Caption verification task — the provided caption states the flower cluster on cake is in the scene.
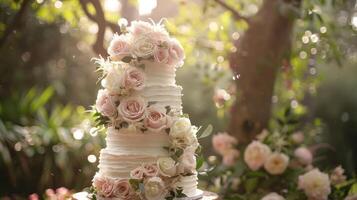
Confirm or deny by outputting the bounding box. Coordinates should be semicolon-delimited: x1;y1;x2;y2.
89;20;207;200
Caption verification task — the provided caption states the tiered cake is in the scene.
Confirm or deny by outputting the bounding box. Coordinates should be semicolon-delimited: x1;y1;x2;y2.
91;20;203;200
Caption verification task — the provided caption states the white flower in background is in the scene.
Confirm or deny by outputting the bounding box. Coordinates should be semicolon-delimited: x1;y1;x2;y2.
291;131;305;144
212;132;237;155
294;147;313;166
298;169;331;200
345;195;357;200
145;106;170;132
101;63;125;94
330;165;346;185
178;147;197;174
264;152;289;175
118;96;147;122
157;157;177;177
261;192;285;200
122;66;145;91
95;89;118;118
244;141;271;171
144;177;167;200
107;34;131;61
170;117;192;138
131;35;156;58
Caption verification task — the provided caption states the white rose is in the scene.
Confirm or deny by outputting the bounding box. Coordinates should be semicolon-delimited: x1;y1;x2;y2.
298;169;331;200
131;35;156;58
157;157;177;177
170;118;192;138
178;147;197;174
244;141;271;171
264;152;289;175
261;192;285;200
144;177;167;200
101;63;125;94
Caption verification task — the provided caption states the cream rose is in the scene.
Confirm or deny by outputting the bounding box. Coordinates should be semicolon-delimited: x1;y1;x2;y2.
261;192;285;200
95;89;118;118
107;34;131;61
244;141;271;171
142;163;159;177
118;96;147;122
157;157;177;177
113;179;134;199
123;66;145;90
212;132;237;156
170;117;192;138
101;63;125;94
264;152;289;175
129;21;153;36
144;177;167;200
145;106;170;132
298;169;331;200
93;175;115;198
132;35;156;58
294;147;313;166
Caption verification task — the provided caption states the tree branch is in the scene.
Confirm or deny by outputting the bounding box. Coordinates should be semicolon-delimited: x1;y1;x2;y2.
213;0;249;22
79;0;121;56
0;0;33;48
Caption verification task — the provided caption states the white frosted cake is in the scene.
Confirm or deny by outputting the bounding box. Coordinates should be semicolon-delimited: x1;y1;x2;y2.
90;20;203;200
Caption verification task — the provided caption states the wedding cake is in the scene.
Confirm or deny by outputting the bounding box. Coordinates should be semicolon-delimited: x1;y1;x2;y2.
90;20;203;200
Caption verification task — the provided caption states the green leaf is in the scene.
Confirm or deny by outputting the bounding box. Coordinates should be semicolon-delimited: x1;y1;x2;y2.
197;124;213;139
129;179;141;191
122;56;133;63
244;177;259;193
196;155;204;170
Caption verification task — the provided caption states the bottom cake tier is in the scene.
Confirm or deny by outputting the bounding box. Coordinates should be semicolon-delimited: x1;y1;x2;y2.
93;127;201;199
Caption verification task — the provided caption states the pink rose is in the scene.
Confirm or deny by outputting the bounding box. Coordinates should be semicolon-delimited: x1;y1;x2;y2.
93;176;115;198
113;179;135;199
145;106;170;132
142;163;159;177
130;166;144;179
298;169;331;200
178;147;197;174
29;194;39;200
96;89;118;118
294;147;313;166
212;132;237;156
244;141;271;171
223;149;240;166
108;34;131;61
118;96;147;122
123;66;145;90
153;47;170;64
129;21;153;36
167;38;185;66
330;165;346;185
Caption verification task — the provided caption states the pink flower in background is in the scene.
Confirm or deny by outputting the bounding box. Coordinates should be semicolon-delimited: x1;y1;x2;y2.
244;141;271;171
291;131;305;144
223;149;240;166
298;169;331;200
142;163;159;177
28;193;39;200
261;192;285;200
294;147;313;165
168;38;185;66
108;34;131;61
114;179;135;199
212;132;237;156
44;187;71;200
93;176;115;198
96;89;118;118
145;106;170;132
153;47;170;64
330;165;346;185
123;66;145;90
264;152;289;175
130;166;144;179
213;88;231;108
118;96;147;122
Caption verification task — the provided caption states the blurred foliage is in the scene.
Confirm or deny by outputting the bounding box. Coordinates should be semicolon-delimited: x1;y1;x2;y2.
0;87;105;196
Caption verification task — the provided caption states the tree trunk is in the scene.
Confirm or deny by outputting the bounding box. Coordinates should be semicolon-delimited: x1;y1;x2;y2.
229;0;299;143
